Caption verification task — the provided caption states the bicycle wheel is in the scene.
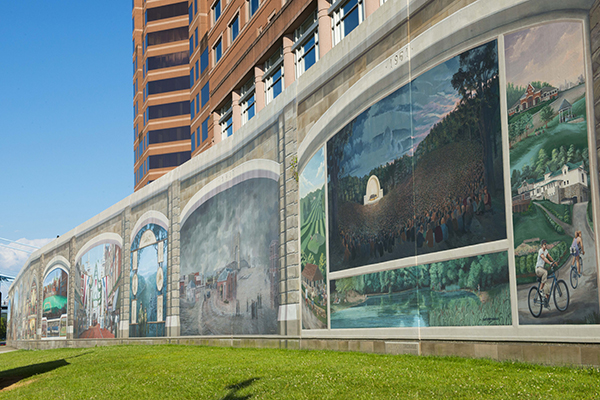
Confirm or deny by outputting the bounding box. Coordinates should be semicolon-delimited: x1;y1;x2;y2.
528;286;543;317
570;267;578;289
554;280;569;312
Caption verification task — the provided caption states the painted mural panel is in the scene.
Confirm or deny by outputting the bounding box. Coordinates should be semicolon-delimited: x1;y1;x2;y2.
24;277;37;339
300;147;328;329
180;177;279;336
42;267;68;338
74;243;122;338
330;252;511;328
130;224;168;337
506;21;599;325
327;41;506;272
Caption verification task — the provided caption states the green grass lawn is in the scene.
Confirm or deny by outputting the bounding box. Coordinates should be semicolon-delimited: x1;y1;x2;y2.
1;345;600;399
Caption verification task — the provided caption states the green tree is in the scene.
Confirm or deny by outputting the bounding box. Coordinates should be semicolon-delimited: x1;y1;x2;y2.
567;144;575;163
451;41;500;192
535;148;549;177
540;105;553;128
318;253;327;279
559;146;567;166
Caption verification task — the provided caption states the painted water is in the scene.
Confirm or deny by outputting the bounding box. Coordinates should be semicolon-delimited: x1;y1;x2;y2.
330;288;483;329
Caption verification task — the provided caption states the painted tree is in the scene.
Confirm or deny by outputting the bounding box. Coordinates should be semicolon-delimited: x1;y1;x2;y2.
567;144;576;163
540;105;553;128
451;41;501;192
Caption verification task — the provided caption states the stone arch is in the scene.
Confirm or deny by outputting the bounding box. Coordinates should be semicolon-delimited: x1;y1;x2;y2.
179;159;280;227
75;232;123;265
130;210;169;244
43;255;71;278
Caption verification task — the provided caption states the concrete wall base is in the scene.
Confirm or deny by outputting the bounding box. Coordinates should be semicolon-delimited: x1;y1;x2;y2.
7;337;600;367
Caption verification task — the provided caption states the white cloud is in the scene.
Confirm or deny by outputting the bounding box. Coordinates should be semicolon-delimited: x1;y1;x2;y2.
0;238;53;303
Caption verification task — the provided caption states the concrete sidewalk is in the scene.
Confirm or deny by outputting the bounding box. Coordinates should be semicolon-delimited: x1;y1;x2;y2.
0;346;17;354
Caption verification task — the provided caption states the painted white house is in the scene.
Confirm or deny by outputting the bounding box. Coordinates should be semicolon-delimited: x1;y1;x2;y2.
517;162;588;204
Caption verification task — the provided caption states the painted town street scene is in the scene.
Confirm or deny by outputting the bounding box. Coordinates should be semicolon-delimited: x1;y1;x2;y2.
300;147;328;329
180;177;279;336
74;243;122;338
506;21;599;324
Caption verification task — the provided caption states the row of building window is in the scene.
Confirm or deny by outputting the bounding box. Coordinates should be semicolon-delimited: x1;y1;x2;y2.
212;0;259;25
147;76;189;96
145;26;188;50
149;151;191;169
191;118;210;152
148;51;188;71
145;1;187;23
148;100;190;120
149;126;190;144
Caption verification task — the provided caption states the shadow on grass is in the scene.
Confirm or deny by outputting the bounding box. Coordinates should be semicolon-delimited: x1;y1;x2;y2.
220;377;260;400
0;352;91;390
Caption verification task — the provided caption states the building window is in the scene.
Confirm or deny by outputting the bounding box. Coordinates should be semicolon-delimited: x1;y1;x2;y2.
240;78;256;125
190;65;195;86
201;82;210;108
214;39;222;64
196;93;199;114
213;0;221;24
191;99;195;119
195;28;198;49
200;48;209;73
189;3;193;23
230;14;239;43
294;12;319;78
332;0;364;45
195;60;199;81
147;51;189;70
191;127;196;151
249;0;260;18
264;47;283;104
202;117;209;142
220;100;233;140
189;35;194;56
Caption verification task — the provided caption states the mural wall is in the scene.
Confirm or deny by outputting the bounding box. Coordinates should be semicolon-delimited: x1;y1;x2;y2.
180;176;280;336
130;224;168;337
42;266;68;338
506;21;599;325
6;5;600;350
74;243;122;339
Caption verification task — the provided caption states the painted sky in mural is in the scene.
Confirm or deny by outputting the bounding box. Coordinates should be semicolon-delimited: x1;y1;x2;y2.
180;177;279;336
505;22;584;89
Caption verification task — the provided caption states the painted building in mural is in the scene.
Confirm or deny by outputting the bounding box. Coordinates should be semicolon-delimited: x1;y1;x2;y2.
6;0;600;363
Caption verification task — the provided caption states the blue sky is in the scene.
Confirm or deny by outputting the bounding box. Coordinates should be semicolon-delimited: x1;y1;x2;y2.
0;1;133;297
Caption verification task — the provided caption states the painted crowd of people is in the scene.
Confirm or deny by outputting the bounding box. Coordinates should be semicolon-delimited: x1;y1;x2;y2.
337;158;494;266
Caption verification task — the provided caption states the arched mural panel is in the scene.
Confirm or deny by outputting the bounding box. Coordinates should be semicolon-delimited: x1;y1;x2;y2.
180;174;280;336
42;266;69;338
129;223;168;338
74;241;122;338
